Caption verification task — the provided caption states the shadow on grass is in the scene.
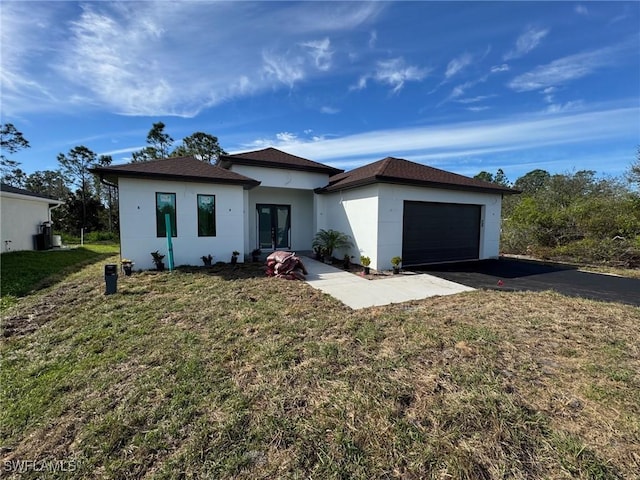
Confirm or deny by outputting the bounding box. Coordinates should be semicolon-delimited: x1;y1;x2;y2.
1;246;119;305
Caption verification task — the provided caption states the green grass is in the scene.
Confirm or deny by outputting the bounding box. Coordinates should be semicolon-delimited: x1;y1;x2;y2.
0;244;119;308
1;261;638;479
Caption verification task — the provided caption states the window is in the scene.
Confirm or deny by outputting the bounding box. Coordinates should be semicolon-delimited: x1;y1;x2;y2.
197;194;216;236
156;192;177;237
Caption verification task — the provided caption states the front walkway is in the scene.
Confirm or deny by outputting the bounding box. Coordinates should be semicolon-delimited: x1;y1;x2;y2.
303;256;474;309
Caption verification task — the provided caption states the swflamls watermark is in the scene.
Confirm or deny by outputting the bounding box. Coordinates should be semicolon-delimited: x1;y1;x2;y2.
2;459;79;473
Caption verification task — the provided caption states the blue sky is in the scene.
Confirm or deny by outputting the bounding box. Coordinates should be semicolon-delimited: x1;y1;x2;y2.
2;1;639;182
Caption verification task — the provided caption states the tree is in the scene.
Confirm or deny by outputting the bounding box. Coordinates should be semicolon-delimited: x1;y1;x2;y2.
57;146;98;229
0;123;30;180
628;146;640;188
94;155;118;232
172;132;227;164
474;169;510;187
513;169;551;195
131;122;174;162
2;168;27;188
24;170;70;199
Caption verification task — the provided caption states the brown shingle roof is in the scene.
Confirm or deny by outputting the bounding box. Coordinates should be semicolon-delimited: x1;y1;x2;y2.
220;147;343;175
89;156;260;189
0;182;64;202
317;157;519;194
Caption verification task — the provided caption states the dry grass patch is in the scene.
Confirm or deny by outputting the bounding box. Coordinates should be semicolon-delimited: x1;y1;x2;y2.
1;256;638;479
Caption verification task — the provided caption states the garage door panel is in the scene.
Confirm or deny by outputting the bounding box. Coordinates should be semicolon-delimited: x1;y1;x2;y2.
402;201;481;265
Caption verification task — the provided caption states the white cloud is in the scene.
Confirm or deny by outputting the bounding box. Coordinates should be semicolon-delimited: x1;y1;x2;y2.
258;107;637;169
262;51;305;87
374;58;430;93
508;43;628;92
321;106;340;114
504;27;549;61
1;2;382;117
276;132;298;143
467;106;490;112
300;38;333;71
456;95;496;104
575;5;589;16
369;30;377;49
445;53;473;78
490;64;510;73
544;100;584;114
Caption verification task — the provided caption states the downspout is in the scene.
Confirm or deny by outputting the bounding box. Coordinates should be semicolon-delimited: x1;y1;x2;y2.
48;202;62;223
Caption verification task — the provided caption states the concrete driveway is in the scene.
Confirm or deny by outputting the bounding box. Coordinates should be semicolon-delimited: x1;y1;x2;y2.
414;257;640;307
303;257;474;309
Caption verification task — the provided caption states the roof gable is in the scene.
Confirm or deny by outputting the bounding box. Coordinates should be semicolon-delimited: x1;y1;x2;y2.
220;147;343;176
89;156;260;188
319;157;518;194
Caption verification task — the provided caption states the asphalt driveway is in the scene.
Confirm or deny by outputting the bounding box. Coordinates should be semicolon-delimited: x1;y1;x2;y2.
413;257;640;307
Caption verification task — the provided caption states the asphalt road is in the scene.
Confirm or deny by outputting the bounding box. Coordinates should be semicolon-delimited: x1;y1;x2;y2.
413;257;640;307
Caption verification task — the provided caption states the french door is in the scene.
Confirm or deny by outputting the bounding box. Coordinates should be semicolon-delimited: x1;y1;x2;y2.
257;204;291;250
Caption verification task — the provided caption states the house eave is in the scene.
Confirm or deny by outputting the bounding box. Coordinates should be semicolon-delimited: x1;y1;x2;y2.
89;169;261;190
316;176;520;195
220;156;343;176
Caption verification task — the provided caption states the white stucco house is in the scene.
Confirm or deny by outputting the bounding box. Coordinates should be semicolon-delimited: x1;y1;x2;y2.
91;148;516;271
0;183;64;252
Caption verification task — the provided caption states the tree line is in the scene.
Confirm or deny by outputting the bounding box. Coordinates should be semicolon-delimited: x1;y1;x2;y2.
0;122;225;239
475;158;640;267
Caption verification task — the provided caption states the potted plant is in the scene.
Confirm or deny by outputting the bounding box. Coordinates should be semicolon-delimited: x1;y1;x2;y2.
251;248;261;262
201;254;213;266
391;256;402;274
360;255;371;275
121;258;134;276
312;229;353;264
151;250;165;271
230;250;240;265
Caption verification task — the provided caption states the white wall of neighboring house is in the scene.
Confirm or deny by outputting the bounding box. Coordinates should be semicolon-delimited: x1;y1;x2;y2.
0;193;57;252
376;184;502;268
118;177;246;270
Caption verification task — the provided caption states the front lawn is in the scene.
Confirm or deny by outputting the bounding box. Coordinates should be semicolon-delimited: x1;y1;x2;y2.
1;258;638;479
0;244;119;308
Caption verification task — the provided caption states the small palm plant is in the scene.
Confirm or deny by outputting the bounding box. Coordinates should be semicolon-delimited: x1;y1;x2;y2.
312;229;353;260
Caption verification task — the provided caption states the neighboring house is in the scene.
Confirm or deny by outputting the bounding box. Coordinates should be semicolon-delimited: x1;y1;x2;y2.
91;148;517;271
0;183;64;252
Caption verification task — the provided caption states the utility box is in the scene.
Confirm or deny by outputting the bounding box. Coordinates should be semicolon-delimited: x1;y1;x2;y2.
104;264;118;295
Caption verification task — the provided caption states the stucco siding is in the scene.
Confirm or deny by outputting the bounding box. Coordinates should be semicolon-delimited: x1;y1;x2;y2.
118;177;245;270
229;165;329;190
320;185;380;265
246;187;314;252
376;184;502;267
0;195;53;251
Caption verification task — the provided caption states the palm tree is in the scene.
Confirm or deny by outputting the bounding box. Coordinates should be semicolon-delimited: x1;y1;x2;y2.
312;229;353;259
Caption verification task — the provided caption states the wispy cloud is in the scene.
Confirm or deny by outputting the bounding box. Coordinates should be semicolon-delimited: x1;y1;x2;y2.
467;106;490;112
246;107;637;170
368;30;377;49
456;95;496;104
490;64;509;73
508;42;630;92
503;26;549;61
300;38;333;71
445;53;473;78
321;106;340;114
575;5;589;16
351;57;429;93
1;2;382;117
